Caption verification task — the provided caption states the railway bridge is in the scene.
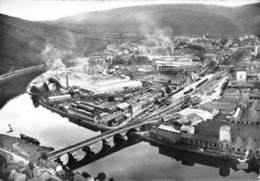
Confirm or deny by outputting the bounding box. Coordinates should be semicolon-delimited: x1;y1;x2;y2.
47;99;186;170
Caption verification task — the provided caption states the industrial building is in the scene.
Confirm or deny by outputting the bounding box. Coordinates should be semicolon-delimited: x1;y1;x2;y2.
25;33;260;179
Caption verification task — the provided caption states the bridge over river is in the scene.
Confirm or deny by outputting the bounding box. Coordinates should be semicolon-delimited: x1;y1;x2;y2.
47;97;186;170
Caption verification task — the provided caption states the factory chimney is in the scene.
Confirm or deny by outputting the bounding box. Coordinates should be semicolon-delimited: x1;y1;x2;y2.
171;43;175;56
66;73;69;88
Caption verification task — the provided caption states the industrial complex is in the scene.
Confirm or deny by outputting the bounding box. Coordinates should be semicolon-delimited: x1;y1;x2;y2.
1;32;260;180
22;33;260;179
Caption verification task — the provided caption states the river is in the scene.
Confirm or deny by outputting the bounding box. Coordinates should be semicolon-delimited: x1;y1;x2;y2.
0;73;258;181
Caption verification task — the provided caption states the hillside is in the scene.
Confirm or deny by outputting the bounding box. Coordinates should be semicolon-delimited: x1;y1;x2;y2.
0;14;108;74
54;3;260;37
1;3;259;74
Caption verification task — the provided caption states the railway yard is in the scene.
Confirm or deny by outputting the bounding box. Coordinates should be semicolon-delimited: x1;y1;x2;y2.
1;34;260;180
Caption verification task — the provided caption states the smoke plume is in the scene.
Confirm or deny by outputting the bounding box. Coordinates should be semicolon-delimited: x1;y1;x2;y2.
41;43;74;70
135;13;174;47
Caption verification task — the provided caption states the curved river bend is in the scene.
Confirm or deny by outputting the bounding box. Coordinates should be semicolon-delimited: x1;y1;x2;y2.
0;74;257;180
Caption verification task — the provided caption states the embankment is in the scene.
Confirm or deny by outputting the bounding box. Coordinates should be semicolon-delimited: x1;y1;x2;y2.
0;65;46;108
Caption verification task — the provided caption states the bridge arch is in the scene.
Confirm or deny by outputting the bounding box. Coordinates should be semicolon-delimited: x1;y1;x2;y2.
113;133;127;145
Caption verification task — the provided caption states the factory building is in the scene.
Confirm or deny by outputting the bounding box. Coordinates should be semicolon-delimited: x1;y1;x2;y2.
48;94;71;103
152;121;260;156
154;60;202;74
222;89;241;100
199;101;237;115
180;133;219;150
232;136;244;153
151;52;203;74
228;81;254;89
231;136;258;156
219;125;232;150
93;80;142;94
245;137;256;154
151;124;181;143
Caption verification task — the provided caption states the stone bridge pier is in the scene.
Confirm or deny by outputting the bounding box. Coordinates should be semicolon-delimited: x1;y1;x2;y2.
54;130;140;170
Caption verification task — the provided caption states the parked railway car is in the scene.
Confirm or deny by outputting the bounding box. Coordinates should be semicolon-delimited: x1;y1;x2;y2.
20;134;40;146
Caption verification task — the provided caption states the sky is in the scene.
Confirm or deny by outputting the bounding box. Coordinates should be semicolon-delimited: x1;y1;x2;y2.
0;0;259;21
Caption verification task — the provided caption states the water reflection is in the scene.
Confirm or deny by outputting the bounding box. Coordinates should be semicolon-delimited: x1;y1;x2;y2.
0;70;45;109
0;94;97;149
0;94;257;180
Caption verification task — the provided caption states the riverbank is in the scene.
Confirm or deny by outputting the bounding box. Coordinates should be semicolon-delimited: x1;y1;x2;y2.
0;134;54;161
0;65;46;109
0;134;115;181
0;65;116;180
0;133;54;180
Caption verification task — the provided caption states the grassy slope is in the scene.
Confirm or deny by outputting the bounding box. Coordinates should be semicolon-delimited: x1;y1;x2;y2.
0;14;108;74
55;3;260;36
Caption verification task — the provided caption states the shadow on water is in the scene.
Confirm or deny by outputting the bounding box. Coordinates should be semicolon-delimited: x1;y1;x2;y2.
0;69;45;109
